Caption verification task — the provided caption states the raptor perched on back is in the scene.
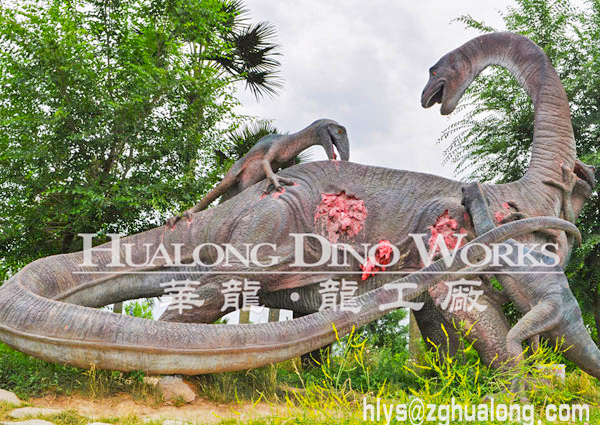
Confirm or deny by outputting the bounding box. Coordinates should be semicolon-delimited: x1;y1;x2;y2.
167;119;350;228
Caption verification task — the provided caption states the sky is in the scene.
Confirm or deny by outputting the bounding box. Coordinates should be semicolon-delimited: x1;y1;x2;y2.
217;0;515;323
234;0;513;180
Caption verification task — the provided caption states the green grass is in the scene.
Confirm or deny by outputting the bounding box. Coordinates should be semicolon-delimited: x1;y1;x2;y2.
0;343;160;401
1;323;600;425
0;405;155;425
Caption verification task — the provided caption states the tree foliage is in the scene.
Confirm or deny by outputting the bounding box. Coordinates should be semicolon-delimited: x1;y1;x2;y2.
358;309;408;354
445;0;600;342
0;0;281;279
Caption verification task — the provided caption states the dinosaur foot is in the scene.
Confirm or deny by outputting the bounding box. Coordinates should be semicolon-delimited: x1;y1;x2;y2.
498;211;527;224
165;211;194;230
183;211;194;228
264;176;295;194
165;215;181;230
542;162;578;193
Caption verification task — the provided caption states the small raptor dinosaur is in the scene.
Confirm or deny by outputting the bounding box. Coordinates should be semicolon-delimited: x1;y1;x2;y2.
166;119;350;227
462;181;600;380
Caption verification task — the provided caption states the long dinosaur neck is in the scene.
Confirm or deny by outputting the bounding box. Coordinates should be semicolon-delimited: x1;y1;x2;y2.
460;33;576;185
290;122;321;151
287;119;335;153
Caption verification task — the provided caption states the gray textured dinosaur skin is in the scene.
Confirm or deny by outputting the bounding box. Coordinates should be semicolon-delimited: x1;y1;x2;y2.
166;119;350;228
462;182;600;378
0;33;597;377
416;31;596;364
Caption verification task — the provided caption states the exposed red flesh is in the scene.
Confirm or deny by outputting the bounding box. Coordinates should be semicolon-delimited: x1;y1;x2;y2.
314;192;368;243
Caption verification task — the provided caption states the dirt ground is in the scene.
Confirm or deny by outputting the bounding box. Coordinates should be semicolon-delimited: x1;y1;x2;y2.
30;393;286;424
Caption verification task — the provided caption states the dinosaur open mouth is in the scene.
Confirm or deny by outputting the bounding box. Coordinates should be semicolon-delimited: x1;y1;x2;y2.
332;141;346;161
424;83;444;108
574;160;596;191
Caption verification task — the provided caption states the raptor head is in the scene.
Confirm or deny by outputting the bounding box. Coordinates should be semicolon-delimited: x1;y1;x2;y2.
421;49;473;115
572;159;597;218
316;119;350;161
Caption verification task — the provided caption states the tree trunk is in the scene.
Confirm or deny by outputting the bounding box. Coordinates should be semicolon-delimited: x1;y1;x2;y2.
268;309;280;322
409;310;422;362
114;302;123;314
239;309;250;324
594;300;600;348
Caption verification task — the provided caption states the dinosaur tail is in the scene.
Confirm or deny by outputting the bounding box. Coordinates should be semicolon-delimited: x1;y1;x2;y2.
561;306;600;379
188;172;239;214
0;217;579;374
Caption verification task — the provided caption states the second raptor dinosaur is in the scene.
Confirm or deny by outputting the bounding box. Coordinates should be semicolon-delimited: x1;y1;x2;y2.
166;119;350;227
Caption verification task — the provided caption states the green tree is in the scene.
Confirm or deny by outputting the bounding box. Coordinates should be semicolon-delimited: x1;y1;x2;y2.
0;0;281;280
443;0;600;342
358;309;408;354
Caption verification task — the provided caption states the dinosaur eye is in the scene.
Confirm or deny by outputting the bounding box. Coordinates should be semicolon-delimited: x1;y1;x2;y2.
432;70;437;76
337;128;344;134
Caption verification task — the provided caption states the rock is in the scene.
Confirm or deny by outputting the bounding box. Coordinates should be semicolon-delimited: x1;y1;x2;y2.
0;420;55;425
8;408;61;419
158;376;196;404
0;389;22;406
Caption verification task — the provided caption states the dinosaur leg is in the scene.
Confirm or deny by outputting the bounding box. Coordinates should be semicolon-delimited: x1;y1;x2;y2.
506;298;561;361
261;159;295;194
499;292;561;399
428;278;512;366
543;162;578;224
159;279;232;324
461;182;541;357
412;294;460;358
461;183;535;314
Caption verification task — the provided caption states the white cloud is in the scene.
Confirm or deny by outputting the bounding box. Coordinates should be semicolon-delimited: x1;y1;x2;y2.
235;0;512;179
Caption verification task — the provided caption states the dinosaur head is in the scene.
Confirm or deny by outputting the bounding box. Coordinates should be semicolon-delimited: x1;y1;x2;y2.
571;159;597;218
316;119;350;161
421;49;474;115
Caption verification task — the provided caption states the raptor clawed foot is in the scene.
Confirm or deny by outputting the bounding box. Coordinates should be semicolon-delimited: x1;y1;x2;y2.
264;176;295;194
165;211;194;230
165;215;181;230
543;163;578;223
499;211;528;224
529;335;540;353
543;163;578;193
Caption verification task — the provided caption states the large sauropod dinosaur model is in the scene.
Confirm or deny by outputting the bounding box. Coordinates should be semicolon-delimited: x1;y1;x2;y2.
166;119;350;228
0;33;597;376
410;31;598;361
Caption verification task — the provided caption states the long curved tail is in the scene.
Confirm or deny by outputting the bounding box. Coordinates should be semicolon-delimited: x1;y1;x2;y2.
0;217;578;375
561;298;600;379
186;172;239;215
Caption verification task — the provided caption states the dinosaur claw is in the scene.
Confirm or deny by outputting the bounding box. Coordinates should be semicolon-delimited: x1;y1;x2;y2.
264;176;295;196
278;177;295;187
185;216;193;230
264;180;282;195
165;215;182;230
